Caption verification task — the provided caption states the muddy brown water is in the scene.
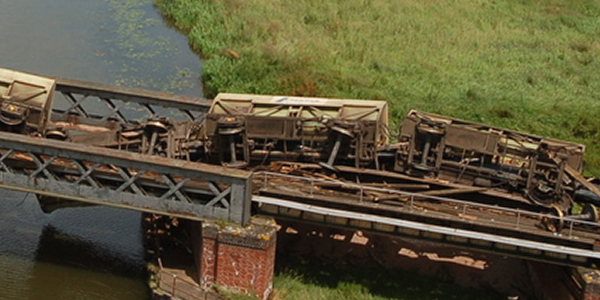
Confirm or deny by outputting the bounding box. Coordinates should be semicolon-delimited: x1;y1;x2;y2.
0;0;202;299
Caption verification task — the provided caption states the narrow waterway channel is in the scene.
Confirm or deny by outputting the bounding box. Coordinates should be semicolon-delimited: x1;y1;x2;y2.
0;1;202;299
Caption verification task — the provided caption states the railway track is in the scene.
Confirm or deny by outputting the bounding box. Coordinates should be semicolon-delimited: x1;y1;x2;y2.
252;170;600;253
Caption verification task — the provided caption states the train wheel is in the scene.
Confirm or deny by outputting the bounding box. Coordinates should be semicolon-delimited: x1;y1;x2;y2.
45;128;69;140
581;203;599;223
541;205;564;232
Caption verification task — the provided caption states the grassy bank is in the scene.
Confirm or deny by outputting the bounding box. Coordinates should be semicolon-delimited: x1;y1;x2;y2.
152;1;599;298
270;258;503;300
155;0;600;168
222;257;504;300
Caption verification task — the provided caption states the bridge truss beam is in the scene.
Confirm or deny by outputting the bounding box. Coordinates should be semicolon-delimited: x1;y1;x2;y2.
0;131;251;224
51;77;211;127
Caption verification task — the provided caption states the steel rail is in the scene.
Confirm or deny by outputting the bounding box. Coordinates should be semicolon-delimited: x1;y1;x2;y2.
253;195;600;264
254;171;600;232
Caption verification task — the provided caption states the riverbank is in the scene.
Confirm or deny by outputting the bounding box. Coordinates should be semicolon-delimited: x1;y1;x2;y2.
154;0;600;169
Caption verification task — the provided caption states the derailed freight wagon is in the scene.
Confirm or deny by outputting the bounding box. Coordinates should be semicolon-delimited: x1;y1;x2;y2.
201;93;389;169
394;110;600;229
199;93;600;230
0;68;56;136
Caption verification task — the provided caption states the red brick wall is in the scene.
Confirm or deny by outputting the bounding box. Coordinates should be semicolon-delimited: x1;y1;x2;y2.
215;241;275;299
586;294;600;300
198;220;277;300
200;237;217;288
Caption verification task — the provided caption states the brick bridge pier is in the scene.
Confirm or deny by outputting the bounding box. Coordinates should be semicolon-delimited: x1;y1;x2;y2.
191;218;277;300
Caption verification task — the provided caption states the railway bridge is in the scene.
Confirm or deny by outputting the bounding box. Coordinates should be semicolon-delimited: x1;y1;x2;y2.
1;69;600;300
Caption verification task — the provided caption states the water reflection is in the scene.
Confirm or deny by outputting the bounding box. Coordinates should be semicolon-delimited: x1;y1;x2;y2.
36;223;144;278
0;193;150;300
0;0;202;97
24;225;149;299
23;261;147;300
0;0;203;298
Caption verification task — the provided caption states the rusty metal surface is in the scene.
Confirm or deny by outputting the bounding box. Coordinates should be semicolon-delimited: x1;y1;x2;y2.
254;171;600;241
3;66;600;267
395;110;589;213
201;93;389;167
24;72;596;223
0;67;212;141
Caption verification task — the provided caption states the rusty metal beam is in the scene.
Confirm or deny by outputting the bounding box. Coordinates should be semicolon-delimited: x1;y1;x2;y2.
254;171;600;248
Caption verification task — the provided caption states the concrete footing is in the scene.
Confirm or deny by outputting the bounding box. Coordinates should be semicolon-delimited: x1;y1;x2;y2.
191;217;277;300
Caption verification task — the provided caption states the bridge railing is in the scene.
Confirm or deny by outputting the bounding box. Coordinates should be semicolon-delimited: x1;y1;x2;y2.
0;131;251;224
255;171;600;238
51;77;211;127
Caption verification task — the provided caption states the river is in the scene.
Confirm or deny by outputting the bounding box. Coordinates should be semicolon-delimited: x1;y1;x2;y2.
0;0;202;299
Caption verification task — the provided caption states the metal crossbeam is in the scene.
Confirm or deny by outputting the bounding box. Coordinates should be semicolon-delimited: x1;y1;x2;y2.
73;161;100;188
0;131;251;224
0;149;13;172
160;175;190;202
28;153;56;179
205;186;232;209
100;98;128;123
51;77;210;126
61;93;90;118
116;168;146;194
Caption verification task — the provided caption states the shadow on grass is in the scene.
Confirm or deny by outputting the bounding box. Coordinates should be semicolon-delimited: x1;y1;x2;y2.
274;255;505;300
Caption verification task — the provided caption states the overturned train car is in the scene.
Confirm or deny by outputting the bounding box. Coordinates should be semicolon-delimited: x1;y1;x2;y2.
0;68;56;136
201;93;389;169
393;110;600;217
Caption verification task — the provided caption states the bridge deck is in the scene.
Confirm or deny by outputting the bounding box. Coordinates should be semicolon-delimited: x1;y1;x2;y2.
253;171;600;267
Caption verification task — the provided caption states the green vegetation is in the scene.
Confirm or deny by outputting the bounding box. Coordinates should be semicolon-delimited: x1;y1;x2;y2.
106;0;196;91
154;0;600;168
214;257;505;300
152;0;600;297
271;258;503;300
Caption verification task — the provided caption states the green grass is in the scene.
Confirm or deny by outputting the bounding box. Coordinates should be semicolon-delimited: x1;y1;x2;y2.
214;256;505;300
270;258;503;300
154;0;600;168
152;1;600;298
